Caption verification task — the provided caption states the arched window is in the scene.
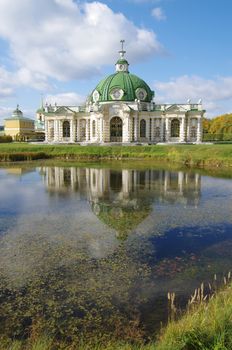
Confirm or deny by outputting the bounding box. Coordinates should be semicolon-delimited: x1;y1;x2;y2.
140;119;146;138
190;126;197;138
63;121;70;138
110;117;122;142
171;119;180;138
155;127;160;137
92;120;96;138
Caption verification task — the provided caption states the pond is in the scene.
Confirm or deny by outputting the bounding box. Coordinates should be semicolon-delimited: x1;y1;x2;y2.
0;163;232;342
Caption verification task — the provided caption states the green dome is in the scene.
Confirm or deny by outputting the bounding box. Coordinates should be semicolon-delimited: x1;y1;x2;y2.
12;105;23;118
92;71;154;103
36;107;45;113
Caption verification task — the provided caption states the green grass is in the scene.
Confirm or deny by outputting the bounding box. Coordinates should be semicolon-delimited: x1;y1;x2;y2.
1;282;232;349
156;282;232;350
1;143;232;167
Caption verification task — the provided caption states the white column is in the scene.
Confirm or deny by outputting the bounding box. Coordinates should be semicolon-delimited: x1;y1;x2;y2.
180;117;186;142
53;120;58;142
59;120;63;142
165;118;170;142
146;118;150;140
70;119;74;143
74;120;77;142
86;119;89;142
186;117;191;142
128;117;131;142
48;120;54;142
123;116;130;142
151;118;155;142
45;119;48;142
99;118;103;142
160;118;164;142
134;115;138;142
90;119;92;141
56;120;60;142
77;119;80;141
196;117;202;143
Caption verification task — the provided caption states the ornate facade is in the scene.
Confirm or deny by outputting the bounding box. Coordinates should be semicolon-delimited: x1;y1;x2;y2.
38;43;205;144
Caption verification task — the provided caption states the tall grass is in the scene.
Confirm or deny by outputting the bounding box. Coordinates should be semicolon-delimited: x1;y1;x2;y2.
156;273;232;350
1;143;232;167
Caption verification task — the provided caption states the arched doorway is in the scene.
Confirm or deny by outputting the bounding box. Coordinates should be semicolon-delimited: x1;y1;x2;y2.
110;117;122;142
140;119;146;138
171;119;180;138
63;121;70;138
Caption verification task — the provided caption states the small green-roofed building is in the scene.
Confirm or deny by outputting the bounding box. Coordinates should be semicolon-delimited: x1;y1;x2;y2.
4;105;35;141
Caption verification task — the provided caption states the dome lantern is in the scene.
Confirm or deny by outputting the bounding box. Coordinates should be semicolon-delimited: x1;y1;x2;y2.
115;40;129;73
12;104;23;118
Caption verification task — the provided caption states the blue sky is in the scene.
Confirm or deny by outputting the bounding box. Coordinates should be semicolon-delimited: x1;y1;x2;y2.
0;0;232;123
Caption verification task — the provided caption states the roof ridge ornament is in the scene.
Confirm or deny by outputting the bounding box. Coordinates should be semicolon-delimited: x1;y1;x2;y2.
119;39;126;58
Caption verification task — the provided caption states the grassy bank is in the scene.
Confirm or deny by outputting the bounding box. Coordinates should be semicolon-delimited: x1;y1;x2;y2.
1;143;232;167
1;280;232;350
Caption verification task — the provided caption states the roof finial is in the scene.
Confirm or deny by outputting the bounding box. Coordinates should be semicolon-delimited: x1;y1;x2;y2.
16;104;19;110
40;93;44;108
119;39;126;58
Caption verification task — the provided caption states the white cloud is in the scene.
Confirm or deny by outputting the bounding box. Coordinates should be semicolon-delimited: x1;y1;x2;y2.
0;66;15;98
0;0;164;90
154;75;232;117
0;64;50;103
129;0;161;3
45;92;86;106
151;7;166;21
0;106;14;122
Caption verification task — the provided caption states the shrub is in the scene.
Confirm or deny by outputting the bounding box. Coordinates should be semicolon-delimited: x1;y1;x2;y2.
0;135;13;143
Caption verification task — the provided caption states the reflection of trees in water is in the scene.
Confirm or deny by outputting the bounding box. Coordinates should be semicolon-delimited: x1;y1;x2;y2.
92;201;152;240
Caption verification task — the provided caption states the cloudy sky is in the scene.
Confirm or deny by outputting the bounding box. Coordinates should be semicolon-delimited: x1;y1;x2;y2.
0;0;231;123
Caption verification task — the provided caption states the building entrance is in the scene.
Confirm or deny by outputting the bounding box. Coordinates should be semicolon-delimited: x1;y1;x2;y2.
110;117;122;142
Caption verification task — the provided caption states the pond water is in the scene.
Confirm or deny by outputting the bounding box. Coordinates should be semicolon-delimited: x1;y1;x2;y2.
0;163;232;342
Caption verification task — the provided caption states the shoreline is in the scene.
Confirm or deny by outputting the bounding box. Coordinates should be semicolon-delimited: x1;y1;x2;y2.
1;143;232;169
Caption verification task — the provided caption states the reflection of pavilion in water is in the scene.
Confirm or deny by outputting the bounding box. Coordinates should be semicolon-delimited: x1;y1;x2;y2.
42;167;201;237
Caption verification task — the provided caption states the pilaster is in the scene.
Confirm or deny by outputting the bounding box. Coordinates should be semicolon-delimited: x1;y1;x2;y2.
160;117;164;142
196;117;202;143
186;117;191;142
179;117;186;142
77;119;80;141
45;120;48;142
165;118;170;142
86;119;89;142
134;114;138;142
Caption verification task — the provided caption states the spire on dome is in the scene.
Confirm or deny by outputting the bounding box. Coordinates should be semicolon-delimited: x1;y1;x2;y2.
119;39;126;58
40;93;44;109
115;40;129;72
